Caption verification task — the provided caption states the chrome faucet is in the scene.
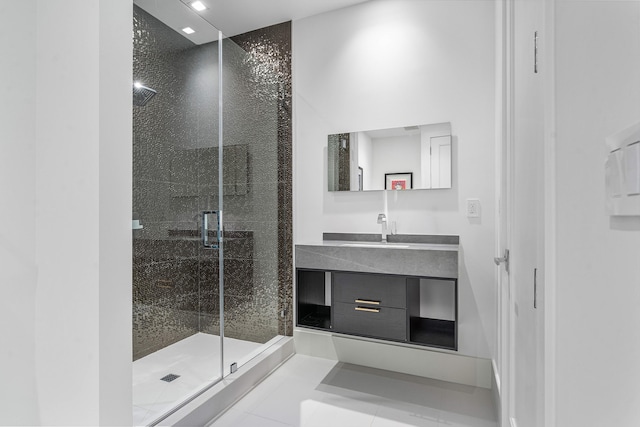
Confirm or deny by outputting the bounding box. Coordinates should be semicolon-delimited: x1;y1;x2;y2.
377;213;388;243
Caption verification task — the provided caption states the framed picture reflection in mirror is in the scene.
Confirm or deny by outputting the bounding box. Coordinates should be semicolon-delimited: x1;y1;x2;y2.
385;172;413;190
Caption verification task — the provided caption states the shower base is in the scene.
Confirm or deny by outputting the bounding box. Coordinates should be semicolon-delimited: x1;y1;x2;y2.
133;332;282;426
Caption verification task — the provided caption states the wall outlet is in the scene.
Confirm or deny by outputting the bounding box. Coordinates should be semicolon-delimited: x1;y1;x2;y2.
466;198;481;218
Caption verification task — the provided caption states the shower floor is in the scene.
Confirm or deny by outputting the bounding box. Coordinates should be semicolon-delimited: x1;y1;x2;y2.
133;332;281;426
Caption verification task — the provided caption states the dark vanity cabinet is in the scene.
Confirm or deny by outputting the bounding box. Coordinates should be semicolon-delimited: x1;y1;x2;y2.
296;268;458;351
333;272;408;341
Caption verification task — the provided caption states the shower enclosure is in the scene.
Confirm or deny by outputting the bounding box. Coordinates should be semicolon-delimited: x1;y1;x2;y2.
131;2;292;425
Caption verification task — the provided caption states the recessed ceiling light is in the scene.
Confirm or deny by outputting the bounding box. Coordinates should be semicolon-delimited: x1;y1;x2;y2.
182;27;195;34
191;1;207;11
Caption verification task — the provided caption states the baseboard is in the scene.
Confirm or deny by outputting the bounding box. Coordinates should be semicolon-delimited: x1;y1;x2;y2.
159;336;295;426
294;327;492;389
293;327;339;359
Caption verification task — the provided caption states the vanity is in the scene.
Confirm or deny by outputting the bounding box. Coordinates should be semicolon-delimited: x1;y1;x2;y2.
295;233;459;351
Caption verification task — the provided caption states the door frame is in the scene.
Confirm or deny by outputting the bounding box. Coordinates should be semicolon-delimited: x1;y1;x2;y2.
541;0;557;425
496;0;557;425
494;0;513;425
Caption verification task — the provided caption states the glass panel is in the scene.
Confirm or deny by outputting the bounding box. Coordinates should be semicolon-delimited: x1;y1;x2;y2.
131;3;222;425
220;29;290;374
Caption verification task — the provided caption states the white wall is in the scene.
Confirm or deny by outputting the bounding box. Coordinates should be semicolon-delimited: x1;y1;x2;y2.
0;1;39;424
0;1;132;425
98;1;134;424
293;0;496;359
554;2;640;425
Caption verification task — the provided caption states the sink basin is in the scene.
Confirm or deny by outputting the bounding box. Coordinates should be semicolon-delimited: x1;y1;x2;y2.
340;242;411;249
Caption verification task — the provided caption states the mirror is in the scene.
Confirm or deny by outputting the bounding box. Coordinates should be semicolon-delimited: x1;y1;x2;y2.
327;122;452;192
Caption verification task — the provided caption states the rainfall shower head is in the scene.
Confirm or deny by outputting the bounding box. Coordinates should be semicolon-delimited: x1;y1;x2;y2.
133;82;157;106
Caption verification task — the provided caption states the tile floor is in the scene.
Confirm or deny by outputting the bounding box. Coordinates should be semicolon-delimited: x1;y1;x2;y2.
133;333;283;426
208;354;498;427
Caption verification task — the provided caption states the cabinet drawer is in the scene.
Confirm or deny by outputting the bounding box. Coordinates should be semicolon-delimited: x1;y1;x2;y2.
333;272;406;308
333;302;407;341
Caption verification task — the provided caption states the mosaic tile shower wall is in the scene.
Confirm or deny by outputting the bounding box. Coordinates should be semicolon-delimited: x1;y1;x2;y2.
133;7;292;361
133;7;204;360
228;22;293;341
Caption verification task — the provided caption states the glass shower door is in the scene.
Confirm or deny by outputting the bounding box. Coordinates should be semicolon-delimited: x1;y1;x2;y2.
132;3;292;422
131;3;224;424
219;31;289;375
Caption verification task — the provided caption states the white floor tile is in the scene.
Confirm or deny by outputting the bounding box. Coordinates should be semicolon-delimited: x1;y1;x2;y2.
212;408;294;427
311;383;382;426
437;413;498;427
439;385;497;425
209;354;498;427
242;413;295;427
320;363;445;409
373;401;440;427
246;379;328;426
133;405;157;427
304;399;377;427
372;413;440;427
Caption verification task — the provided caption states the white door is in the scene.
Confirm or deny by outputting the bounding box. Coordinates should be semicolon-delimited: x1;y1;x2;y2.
430;135;452;188
509;0;545;425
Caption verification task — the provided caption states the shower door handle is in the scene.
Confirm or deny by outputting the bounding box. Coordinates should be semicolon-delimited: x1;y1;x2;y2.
202;210;221;249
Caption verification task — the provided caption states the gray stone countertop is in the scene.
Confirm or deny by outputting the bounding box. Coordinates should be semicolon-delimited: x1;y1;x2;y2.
322;232;459;245
296;234;459;279
309;240;459;252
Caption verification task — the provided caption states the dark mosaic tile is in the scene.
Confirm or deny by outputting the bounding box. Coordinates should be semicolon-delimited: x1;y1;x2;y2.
223;294;280;344
167;195;200;225
133;304;199;360
133;181;173;222
133;259;199;305
277;148;293;183
133;238;198;263
198;258;253;297
224;220;279;242
222;234;254;260
133;137;179;183
133;14;293;358
223;259;255;297
198;313;220;335
198;278;220;315
236;23;295;338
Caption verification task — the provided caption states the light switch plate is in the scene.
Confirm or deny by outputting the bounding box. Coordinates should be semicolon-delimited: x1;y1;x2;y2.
466;198;481;218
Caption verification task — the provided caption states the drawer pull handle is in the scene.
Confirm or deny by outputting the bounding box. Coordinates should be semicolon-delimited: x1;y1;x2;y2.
355;306;380;313
355;299;380;305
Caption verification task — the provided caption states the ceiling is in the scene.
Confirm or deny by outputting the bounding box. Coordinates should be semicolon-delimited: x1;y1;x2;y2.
134;0;371;44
